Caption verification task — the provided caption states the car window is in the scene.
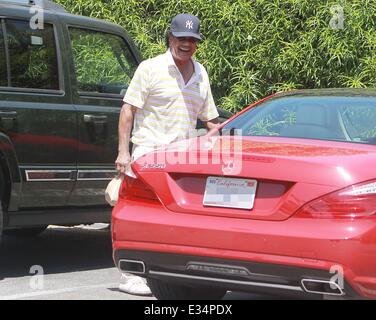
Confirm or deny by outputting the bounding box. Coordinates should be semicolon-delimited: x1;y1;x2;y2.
69;27;137;95
0;23;7;87
5;19;59;90
224;96;376;145
340;105;376;144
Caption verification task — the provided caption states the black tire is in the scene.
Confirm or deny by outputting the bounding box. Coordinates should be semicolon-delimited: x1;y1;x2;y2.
3;225;48;237
0;166;4;243
147;278;227;300
0;200;3;243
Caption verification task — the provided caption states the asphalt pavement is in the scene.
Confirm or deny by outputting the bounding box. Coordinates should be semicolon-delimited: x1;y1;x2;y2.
0;224;284;300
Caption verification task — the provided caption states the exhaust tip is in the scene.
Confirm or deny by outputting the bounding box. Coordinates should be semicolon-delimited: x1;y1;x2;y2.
118;259;146;274
301;279;345;296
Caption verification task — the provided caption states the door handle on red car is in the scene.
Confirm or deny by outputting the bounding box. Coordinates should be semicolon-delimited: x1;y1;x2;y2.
0;111;17;120
83;114;108;124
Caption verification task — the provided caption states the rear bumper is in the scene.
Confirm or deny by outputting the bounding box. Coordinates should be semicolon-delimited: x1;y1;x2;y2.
112;200;376;299
114;250;360;299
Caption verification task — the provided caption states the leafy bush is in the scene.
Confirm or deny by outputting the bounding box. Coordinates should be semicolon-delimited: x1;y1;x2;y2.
69;28;136;91
57;0;376;112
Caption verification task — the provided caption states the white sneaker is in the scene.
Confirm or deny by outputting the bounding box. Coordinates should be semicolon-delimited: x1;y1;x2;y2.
118;273;152;296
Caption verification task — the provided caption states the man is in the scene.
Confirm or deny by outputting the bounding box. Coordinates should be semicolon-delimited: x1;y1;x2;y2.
115;13;219;296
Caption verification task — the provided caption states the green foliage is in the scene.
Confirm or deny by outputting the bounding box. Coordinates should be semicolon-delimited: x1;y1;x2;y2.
70;28;135;91
56;0;376;112
248;107;296;136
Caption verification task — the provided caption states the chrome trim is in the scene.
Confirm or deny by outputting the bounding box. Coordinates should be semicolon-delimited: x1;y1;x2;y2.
185;261;281;279
149;271;304;292
301;279;345;296
118;259;146;275
25;170;73;182
186;262;250;277
77;170;118;181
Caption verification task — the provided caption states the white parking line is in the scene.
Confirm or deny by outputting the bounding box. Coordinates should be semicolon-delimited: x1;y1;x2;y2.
0;282;119;300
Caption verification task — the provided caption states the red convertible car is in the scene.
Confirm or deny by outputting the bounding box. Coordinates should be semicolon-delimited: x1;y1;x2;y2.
112;89;376;300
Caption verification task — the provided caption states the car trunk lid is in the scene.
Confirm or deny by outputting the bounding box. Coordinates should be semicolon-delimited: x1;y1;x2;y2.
132;136;376;221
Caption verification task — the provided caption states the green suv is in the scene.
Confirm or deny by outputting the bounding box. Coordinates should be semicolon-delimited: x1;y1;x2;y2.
0;0;232;238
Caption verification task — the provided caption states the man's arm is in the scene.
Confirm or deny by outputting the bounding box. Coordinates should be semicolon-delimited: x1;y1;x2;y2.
115;103;137;173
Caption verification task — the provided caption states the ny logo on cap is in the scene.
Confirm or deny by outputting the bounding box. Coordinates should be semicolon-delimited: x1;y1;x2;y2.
185;20;193;29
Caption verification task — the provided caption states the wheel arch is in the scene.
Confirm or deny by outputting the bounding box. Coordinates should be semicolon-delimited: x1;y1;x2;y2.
0;132;22;214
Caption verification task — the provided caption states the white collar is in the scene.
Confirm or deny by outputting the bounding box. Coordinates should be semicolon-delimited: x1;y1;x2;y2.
165;49;201;78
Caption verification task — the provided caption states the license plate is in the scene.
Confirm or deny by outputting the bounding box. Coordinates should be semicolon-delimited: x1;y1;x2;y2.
203;177;257;210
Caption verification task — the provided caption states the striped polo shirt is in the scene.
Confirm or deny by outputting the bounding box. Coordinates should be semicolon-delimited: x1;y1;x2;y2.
123;49;219;147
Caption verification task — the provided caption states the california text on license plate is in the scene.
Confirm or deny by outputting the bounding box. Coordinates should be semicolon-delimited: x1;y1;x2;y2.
203;177;257;210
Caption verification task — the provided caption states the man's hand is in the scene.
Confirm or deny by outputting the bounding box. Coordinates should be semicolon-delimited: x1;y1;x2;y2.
205;118;221;137
205;118;220;131
115;151;131;174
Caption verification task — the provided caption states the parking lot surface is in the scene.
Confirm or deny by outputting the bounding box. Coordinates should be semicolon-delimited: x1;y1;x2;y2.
0;224;284;300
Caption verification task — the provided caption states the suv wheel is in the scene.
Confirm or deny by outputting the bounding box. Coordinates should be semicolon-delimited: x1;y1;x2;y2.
4;226;48;237
147;278;227;300
0;166;4;242
0;199;3;242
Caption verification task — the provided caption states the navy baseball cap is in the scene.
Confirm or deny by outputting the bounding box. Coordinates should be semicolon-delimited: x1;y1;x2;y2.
170;14;202;41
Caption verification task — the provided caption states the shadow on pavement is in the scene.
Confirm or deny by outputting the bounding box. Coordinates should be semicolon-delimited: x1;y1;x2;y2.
0;225;317;300
0;225;114;279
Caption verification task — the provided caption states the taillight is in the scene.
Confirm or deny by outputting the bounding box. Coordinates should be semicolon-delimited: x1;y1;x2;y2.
295;180;376;219
119;175;159;201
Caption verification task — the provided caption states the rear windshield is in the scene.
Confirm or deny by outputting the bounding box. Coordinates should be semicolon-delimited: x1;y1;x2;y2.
223;96;376;145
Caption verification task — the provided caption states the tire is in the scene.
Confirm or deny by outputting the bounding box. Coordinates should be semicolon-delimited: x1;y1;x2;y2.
3;225;48;237
0;200;3;243
0;166;4;243
147;278;227;300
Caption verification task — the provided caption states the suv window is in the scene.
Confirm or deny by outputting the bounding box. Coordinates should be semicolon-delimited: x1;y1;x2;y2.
0;23;7;87
6;19;59;90
69;27;137;95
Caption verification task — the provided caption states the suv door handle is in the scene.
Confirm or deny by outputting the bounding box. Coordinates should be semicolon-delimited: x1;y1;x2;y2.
0;111;17;120
83;114;108;124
